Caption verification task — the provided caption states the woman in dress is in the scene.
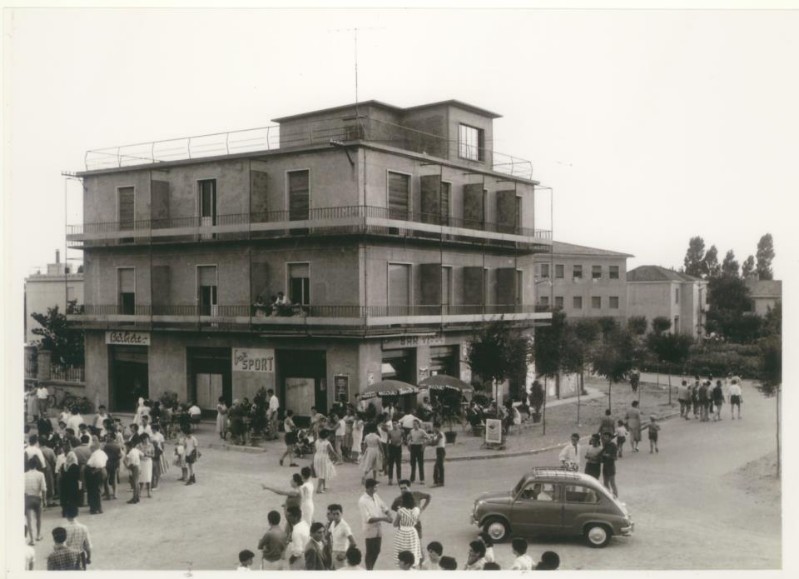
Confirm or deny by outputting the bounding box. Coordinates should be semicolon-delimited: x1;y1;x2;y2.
313;430;339;494
133;397;146;428
584;434;603;479
360;424;382;483
137;433;154;498
342;408;355;462
279;410;299;467
350;415;365;463
393;492;421;568
59;441;81;517
299;466;315;525
625;400;642;452
216;396;228;440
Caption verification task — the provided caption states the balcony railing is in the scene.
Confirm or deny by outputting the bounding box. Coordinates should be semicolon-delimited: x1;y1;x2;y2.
69;303;549;330
67;204;552;249
84;117;533;179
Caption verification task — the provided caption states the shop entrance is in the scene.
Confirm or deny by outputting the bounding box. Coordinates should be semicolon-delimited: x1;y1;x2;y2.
429;345;460;378
277;350;326;426
188;348;232;414
110;346;149;413
381;348;417;384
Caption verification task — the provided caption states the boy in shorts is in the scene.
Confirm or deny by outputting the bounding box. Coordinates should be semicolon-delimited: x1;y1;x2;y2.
645;416;660;453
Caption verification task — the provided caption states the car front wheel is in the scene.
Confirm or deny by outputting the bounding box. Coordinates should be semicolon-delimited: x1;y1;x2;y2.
585;523;612;548
482;517;510;542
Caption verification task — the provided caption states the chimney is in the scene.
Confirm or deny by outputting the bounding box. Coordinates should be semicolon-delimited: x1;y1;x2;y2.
56;249;60;264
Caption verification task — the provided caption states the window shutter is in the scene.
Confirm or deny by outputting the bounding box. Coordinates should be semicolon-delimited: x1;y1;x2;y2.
463;183;484;229
463;266;485;305
151;266;170;307
150;181;169;227
420;175;440;224
496;190;517;234
388;172;410;220
250;170;269;222
419;263;442;305
288;171;310;221
496;268;517;305
118;187;134;230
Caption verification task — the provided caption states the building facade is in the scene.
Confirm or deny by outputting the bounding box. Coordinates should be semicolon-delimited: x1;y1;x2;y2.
744;279;782;317
68;100;552;415
533;241;632;323
626;266;707;337
25;251;84;344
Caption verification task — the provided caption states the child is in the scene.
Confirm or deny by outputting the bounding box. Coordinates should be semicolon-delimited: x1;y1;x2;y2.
645;415;661;454
536;551;560;570
398;550;415;570
237;549;255;571
422;541;443;570
615;420;629;458
478;531;495;563
510;537;534;570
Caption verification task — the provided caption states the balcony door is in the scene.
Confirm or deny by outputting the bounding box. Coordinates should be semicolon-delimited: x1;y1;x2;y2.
288;263;310;307
442;266;452;314
118;186;134;243
388;263;411;316
197;265;218;316
199;179;217;239
118;267;135;315
388;172;410;221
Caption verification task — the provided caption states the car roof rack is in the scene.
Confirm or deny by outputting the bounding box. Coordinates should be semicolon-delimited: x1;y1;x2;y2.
528;467;583;480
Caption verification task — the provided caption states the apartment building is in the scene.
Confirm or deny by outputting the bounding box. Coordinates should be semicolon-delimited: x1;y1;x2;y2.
25;250;84;344
67;99;552;415
744;279;782;317
533;241;632;322
626;265;708;337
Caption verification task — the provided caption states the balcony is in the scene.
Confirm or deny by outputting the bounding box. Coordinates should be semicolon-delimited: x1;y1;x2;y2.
67;205;552;251
68;303;551;334
83;117;533;180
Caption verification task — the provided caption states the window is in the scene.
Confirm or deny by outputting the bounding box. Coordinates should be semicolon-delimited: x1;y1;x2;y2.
388;263;411;311
540;263;550;279
609;265;619;279
118;268;135;315
442;266;453;312
516;270;523;305
288;170;310;221
540;295;550;307
197;266;218;316
609;296;620;309
519;482;559;502
592;296;602;309
675;287;680;304
441;182;451;226
458;124;484;161
118;187;135;231
573;296;583;309
388;172;410;220
288;263;310;306
592;265;602;279
564;484;600;504
555;264;565;279
573;265;583;279
555;296;564;308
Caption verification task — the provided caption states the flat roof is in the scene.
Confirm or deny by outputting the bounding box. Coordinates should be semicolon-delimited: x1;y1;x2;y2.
272;99;502;123
537;240;633;258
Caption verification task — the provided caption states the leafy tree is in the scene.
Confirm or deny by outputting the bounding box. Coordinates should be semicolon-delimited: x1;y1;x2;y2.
591;326;635;409
741;255;756;279
533;310;567;397
597;317;618;339
31;303;85;367
705;276;762;343
756;321;782;477
646;332;693;404
562;319;600;397
467;322;532;400
721;250;740;278
763;301;782;337
652;316;672;335
756;233;775;280
627;316;648;336
683;236;706;278
703;245;720;279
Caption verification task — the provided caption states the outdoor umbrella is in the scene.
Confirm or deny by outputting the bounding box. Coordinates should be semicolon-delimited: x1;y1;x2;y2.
418;374;474;394
359;380;419;400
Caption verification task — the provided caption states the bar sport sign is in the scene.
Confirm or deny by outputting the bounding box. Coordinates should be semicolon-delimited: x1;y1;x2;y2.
232;348;275;373
105;331;150;346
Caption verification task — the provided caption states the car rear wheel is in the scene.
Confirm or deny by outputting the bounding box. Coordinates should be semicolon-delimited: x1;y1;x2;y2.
585;523;612;548
482;517;510;542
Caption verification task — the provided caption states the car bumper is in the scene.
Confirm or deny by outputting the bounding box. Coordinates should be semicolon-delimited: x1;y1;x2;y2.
620;522;634;536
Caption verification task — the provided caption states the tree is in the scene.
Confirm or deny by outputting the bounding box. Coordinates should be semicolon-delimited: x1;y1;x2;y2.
756;326;782;478
591;326;635;410
756;233;775;280
683;236;706;278
646;332;693;404
533;310;567;398
705;276;762;342
703;245;720;279
31;303;85;367
560;319;601;424
652;316;672;335
467;322;532;401
721;250;740;278
742;255;756;279
627;316;648;337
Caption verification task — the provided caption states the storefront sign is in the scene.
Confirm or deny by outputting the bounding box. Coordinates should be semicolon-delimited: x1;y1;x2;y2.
383;333;446;349
232;348;275;373
105;331;150;346
485;418;503;444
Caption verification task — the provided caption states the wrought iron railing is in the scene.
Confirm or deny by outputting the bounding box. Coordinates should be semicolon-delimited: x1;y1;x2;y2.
84;117;533;179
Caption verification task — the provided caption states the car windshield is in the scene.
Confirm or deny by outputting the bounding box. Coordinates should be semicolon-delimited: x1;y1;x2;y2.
512;477;527;496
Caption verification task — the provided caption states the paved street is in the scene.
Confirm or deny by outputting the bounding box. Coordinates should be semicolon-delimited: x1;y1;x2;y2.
26;379;779;571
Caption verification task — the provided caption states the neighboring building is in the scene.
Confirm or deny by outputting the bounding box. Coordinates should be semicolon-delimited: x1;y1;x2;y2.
533;241;632;323
67;99;552;415
24;250;84;344
626;266;708;337
745;279;782;317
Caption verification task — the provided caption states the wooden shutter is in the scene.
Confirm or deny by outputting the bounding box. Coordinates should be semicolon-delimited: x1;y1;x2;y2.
151;181;169;228
419;263;442;305
250;170;269;222
463;183;483;229
441;182;451;226
388;172;409;220
463;266;485;305
151;266;170;307
118;187;134;230
288;170;309;221
420;175;440;224
496;268;517;305
496;190;517;234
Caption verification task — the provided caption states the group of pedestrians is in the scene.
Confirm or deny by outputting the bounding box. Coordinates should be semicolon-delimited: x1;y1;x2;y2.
677;374;743;422
249;475;557;571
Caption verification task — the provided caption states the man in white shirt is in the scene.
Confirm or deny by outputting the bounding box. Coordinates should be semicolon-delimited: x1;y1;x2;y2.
267;389;280;440
358;478;392;570
36;386;50;419
510;537;535;570
729;378;743;419
25;434;46;469
124;443;142;504
558;433;582;471
326;504;356;569
285;506;310;570
66;408;84;434
93;406;109;438
86;444;108;514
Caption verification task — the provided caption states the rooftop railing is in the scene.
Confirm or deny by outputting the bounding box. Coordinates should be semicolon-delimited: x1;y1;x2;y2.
84;117;533;179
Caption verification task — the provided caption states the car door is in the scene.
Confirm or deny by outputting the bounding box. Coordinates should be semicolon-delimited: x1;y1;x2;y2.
561;483;606;535
511;481;563;535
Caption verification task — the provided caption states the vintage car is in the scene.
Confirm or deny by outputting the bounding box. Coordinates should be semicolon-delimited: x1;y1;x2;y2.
471;467;634;547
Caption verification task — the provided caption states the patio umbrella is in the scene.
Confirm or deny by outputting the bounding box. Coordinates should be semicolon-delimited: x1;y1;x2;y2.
359;380;419;400
418;374;474;393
